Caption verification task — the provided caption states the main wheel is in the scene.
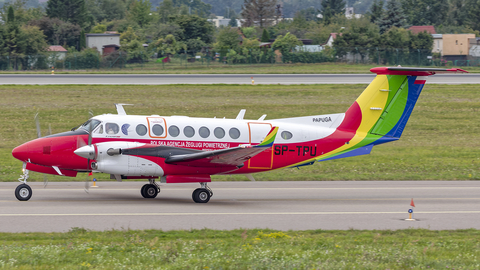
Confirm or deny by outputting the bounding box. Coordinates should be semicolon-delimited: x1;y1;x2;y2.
15;184;32;201
192;188;211;203
141;184;159;198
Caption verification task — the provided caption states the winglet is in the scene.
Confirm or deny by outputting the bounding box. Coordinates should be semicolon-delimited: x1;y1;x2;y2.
257;127;279;147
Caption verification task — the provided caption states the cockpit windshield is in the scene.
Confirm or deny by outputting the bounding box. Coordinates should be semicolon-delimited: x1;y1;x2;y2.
72;119;101;132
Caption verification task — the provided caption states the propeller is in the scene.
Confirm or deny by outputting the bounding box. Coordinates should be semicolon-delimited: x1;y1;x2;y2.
34;112;41;138
34;113;50;188
84;172;91;194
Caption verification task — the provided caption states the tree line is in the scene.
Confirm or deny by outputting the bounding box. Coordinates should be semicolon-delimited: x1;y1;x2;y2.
0;0;478;69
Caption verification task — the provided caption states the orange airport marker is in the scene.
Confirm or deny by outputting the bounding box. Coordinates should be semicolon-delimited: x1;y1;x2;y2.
406;198;415;221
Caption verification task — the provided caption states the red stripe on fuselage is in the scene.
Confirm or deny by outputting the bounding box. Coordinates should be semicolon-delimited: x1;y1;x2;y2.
414;80;426;84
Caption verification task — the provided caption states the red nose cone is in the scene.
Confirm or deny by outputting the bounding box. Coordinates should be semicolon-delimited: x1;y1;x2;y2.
12;143;29;162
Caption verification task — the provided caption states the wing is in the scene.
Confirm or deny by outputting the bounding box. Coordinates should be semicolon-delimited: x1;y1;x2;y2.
165;126;279;167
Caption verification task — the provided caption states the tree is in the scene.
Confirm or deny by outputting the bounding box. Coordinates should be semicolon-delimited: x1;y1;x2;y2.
91;24;107;33
377;0;405;34
466;0;480;31
173;0;212;17
214;26;241;51
241;0;277;28
120;27;139;46
157;0;177;23
400;0;448;26
261;28;270;42
228;14;238;26
153;34;186;55
173;15;214;44
271;32;302;55
185;38;206;53
448;0;469;27
333;18;380;59
85;0;127;22
296;7;318;22
18;25;49;55
46;0;88;28
321;0;346;25
1;0;44;25
367;0;384;24
29;17;81;47
126;0;153;28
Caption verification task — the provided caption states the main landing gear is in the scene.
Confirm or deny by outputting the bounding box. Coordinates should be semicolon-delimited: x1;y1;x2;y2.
192;182;213;203
141;179;160;198
15;164;32;201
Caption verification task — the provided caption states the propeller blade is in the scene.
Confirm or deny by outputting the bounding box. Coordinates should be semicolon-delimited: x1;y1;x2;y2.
43;175;48;188
34;113;41;138
84;173;90;194
46;124;52;136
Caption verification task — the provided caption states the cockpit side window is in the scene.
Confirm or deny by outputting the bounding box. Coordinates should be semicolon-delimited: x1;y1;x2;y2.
105;123;119;134
78;119;101;132
95;124;104;134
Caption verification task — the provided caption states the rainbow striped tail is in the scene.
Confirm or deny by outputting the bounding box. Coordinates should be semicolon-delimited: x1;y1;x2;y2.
319;67;467;162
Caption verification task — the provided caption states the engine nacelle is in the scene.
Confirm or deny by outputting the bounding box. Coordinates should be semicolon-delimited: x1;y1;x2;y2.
93;141;164;176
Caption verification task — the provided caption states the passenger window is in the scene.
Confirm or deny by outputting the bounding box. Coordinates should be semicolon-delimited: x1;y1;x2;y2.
229;128;240;139
169;125;180;137
136;124;147;136
152;124;164;136
281;131;293;140
184;126;195;138
105;123;119;134
214;127;225;139
199;127;210;138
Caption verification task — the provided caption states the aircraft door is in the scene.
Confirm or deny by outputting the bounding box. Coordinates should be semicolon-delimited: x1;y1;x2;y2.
147;117;167;138
247;122;273;169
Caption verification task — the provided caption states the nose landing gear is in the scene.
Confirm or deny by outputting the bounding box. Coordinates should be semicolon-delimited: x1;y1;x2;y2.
15;163;32;201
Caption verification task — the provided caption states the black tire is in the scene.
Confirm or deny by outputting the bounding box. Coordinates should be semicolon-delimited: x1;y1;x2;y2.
140;184;149;198
15;184;32;201
142;184;159;199
192;188;210;203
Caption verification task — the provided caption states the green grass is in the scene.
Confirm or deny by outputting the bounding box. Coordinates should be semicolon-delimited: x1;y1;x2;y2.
5;62;480;74
0;228;479;269
1;83;479;182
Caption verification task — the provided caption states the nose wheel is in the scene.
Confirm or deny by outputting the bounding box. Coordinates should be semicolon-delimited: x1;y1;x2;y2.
15;164;32;201
15;184;32;201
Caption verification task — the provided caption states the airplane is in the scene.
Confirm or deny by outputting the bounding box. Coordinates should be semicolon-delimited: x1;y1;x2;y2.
11;67;467;203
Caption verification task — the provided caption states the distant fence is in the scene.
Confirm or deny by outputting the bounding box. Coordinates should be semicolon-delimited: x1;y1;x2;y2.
0;47;478;71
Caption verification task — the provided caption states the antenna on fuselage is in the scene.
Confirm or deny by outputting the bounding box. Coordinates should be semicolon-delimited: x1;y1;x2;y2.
236;109;246;120
115;103;133;115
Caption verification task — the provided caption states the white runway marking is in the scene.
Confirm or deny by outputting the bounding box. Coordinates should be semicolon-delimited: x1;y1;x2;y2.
2;211;480;217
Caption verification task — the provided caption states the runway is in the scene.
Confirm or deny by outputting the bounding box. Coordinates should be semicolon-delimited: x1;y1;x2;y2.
1;181;479;232
0;73;478;84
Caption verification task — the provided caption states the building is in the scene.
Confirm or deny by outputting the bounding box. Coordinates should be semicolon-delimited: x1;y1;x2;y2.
47;45;68;60
323;33;340;47
432;34;443;54
468;37;480;59
442;34;476;61
208;16;231;27
408;25;436;35
86;33;121;54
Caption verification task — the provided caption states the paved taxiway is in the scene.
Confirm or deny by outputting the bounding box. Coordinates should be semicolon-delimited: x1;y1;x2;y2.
1;181;479;232
0;73;478;85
